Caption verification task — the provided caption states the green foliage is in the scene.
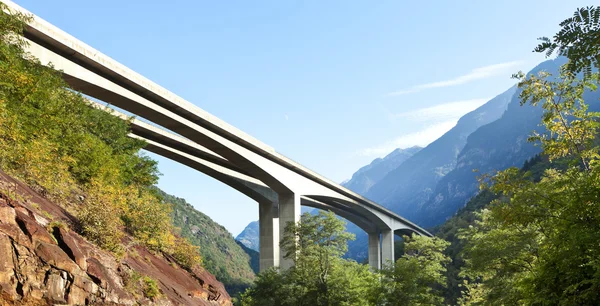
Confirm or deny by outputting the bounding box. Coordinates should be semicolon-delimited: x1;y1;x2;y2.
458;20;600;303
240;269;292;306
142;276;161;299
513;69;600;171
0;7;200;273
78;181;125;254
535;6;600;77
243;212;450;306
122;187;174;252
171;236;203;271
123;270;143;297
281;211;354;265
377;236;450;306
124;271;161;300
242;211;380;306
236;241;259;274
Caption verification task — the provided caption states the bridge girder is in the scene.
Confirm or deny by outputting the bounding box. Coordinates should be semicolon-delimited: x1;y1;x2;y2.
4;0;431;272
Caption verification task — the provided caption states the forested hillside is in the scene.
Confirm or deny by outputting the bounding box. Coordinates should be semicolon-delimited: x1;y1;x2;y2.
433;154;553;304
159;190;256;296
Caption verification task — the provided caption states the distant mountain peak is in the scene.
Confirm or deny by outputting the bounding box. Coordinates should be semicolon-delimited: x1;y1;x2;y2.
343;146;422;196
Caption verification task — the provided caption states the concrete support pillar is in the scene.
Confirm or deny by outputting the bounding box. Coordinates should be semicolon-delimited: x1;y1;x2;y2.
259;201;279;272
381;229;395;268
278;192;301;270
368;232;381;270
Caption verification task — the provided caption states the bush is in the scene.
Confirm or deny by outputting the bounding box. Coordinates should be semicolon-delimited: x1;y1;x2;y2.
172;236;202;270
78;181;124;254
122;187;174;252
142;276;160;299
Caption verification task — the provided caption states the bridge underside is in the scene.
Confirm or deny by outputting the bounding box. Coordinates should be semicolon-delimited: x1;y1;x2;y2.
5;0;431;273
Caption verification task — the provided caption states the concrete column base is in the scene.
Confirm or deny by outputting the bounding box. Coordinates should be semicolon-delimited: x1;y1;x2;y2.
381;230;395;268
259;201;279;272
368;232;381;270
278;192;300;270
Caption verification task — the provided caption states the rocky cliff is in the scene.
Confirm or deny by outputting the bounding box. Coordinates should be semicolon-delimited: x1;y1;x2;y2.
0;171;231;306
235;221;259;252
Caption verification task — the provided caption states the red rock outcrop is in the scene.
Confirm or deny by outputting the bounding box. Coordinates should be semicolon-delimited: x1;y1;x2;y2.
0;171;232;306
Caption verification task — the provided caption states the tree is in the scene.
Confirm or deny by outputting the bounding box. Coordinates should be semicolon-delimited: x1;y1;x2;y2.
459;7;600;303
241;211;379;306
376;236;450;306
535;6;600;77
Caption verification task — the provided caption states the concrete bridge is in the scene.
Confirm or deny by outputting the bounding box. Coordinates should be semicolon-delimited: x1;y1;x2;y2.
4;1;431;272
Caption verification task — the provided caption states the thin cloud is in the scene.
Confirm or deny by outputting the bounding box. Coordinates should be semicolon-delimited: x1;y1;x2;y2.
386;61;522;96
390;98;490;122
357;120;457;157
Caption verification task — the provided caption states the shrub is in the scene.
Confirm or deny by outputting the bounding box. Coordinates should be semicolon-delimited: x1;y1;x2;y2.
142;276;160;299
78;181;124;254
122;187;174;252
172;236;202;270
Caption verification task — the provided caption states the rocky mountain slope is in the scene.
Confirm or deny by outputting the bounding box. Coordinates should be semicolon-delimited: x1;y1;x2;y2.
341;77;516;262
416;58;600;227
0;170;231;306
235;221;259;252
342;146;422;195
346;59;572;260
365;85;516;219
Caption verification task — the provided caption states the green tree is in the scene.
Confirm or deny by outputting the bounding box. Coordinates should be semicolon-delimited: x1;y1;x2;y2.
376;236;450;306
459;7;600;303
242;211;379;306
535;6;600;76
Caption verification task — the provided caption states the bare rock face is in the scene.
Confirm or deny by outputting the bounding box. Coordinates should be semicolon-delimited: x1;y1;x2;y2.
0;205;16;226
0;233;18;300
35;242;81;275
14;210;55;245
0;171;233;306
55;227;87;271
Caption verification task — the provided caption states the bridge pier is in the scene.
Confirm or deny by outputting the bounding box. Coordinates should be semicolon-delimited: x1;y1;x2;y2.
368;232;381;270
278;193;301;270
381;230;395;268
259;201;279;272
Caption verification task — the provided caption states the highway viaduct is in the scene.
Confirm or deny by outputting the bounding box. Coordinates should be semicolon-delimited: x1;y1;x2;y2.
3;0;431;272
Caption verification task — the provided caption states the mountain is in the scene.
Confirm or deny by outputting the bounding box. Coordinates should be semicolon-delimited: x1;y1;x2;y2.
416;58;600;228
162;190;256;297
236;221;259;251
345;59;575;261
336;74;518;262
342;146;422;194
365;85;517;221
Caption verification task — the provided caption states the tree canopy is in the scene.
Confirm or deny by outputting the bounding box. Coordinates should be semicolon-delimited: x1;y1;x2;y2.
458;6;600;305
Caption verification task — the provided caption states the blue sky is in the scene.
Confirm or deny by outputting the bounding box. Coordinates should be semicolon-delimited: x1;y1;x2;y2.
16;0;591;236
